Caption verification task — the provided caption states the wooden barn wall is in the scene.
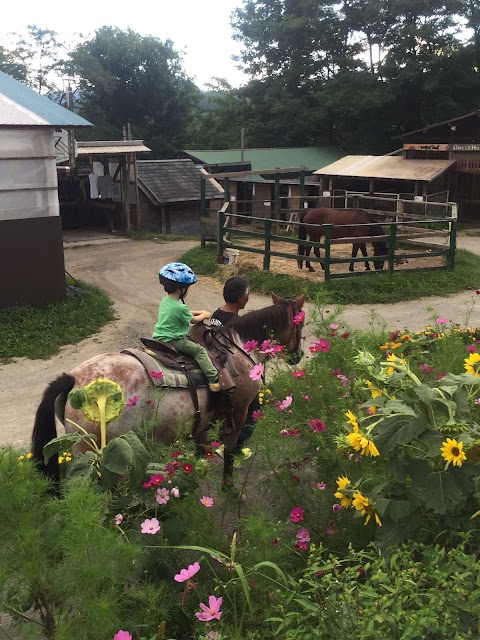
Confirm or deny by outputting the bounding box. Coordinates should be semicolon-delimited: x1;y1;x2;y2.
0;216;66;308
139;193;209;234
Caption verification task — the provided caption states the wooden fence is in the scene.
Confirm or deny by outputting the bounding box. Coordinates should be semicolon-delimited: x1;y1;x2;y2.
214;210;457;281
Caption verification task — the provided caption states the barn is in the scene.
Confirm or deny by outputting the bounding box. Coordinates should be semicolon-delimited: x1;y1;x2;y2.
0;70;91;308
137;159;224;234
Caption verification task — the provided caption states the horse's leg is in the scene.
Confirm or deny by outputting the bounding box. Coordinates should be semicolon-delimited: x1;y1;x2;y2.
313;244;323;271
360;243;370;270
305;244;315;272
350;244;359;272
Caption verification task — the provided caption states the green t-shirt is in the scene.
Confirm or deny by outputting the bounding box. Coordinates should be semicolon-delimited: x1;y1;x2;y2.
153;295;193;342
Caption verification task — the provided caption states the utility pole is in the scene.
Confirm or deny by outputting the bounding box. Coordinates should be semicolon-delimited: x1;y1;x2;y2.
240;127;245;162
65;81;76;172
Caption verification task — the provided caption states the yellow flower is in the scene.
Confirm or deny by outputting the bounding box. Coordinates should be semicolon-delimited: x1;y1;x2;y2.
58;456;64;464
390;342;402;349
386;353;406;375
65;456;72;462
334;475;353;508
346;431;380;457
26;452;33;459
379;342;390;350
366;380;382;399
464;353;480;378
352;492;382;526
345;410;359;432
440;438;467;467
400;334;412;341
18;455;25;461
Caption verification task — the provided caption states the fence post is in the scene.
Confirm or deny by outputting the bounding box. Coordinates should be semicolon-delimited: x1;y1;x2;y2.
299;170;305;210
388;222;397;273
263;219;272;271
447;218;457;271
324;224;331;281
200;176;206;216
217;208;225;262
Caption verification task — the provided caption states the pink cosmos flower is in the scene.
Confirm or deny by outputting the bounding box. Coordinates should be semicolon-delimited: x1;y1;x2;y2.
276;395;293;412
332;503;343;513
195;595;223;622
296;527;311;543
114;513;123;525
390;330;400;341
340;332;351;339
280;428;300;436
243;340;259;353
201;496;214;508
260;339;274;353
150;371;164;379
337;374;349;387
418;363;434;375
436;372;446;380
467;345;478;353
302;394;310;401
292;370;305;378
293;311;305;325
309;338;331;353
182;463;193;474
126;396;138;407
210;441;221;447
141;518;161;535
326;521;337;535
475;398;480;405
329;323;339;330
436;317;449;324
114;631;132;640
156;487;170;505
290;506;304;523
295;541;309;551
174;561;200;583
330;369;342;376
309;418;326;433
312;482;326;490
249;363;264;381
252;409;264;421
171;487;180;498
149;473;164;485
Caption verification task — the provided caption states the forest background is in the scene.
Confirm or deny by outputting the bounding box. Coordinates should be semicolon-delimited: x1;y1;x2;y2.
1;0;479;157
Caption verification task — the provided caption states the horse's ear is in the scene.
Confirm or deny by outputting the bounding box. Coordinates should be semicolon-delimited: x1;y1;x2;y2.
294;293;306;309
271;292;280;304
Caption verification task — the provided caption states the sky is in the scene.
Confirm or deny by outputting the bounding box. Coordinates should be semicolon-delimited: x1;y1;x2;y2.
0;0;247;90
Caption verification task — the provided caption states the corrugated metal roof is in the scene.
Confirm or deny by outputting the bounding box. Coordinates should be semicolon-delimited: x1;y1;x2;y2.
0;70;92;128
184;146;343;172
313;155;455;182
138;159;224;204
76;140;151;155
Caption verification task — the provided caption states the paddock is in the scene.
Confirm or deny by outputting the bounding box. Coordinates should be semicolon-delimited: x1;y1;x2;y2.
213;208;457;281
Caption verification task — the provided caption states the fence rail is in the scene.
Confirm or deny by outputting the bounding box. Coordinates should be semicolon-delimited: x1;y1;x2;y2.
213;210;456;281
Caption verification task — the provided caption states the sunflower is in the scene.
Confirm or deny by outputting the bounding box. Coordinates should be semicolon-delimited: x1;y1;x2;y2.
352;492;382;526
464;352;480;378
440;438;467;467
334;476;353;508
346;431;380;457
345;410;359;432
366;380;382;399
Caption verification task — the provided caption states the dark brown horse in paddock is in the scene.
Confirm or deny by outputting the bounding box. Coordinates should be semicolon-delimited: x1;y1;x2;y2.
297;208;388;272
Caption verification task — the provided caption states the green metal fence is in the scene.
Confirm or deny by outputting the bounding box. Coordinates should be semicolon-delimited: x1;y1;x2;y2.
215;211;456;281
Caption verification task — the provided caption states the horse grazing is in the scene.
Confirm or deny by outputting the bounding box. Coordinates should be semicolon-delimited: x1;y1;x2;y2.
32;293;305;485
297;207;387;273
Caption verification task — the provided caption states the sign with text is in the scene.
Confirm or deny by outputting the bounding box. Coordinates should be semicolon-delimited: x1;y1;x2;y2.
404;143;480;152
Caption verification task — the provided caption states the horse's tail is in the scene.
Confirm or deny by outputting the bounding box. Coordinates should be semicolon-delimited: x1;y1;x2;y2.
32;373;75;482
297;210;309;268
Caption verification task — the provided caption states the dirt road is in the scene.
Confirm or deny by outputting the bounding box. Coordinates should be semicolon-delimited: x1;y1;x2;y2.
1;234;480;448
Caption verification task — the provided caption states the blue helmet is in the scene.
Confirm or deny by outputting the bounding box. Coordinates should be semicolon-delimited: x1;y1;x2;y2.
159;262;197;285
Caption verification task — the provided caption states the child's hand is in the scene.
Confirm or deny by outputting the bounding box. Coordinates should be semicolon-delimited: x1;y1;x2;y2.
191;310;211;320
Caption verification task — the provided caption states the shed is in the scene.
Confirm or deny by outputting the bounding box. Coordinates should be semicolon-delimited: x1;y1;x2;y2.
0;70;92;309
395;111;480;220
137;159;224;234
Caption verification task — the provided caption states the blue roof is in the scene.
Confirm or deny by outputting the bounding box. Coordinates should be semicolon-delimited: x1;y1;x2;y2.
0;70;92;128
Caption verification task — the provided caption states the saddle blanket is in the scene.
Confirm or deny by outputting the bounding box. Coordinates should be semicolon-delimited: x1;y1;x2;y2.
121;348;208;389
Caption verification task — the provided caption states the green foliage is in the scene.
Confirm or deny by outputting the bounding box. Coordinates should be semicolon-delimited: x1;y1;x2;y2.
180;246;480;305
70;27;198;155
0;281;115;362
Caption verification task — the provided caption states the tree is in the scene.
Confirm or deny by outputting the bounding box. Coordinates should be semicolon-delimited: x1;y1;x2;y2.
70;27;198;156
0;45;28;81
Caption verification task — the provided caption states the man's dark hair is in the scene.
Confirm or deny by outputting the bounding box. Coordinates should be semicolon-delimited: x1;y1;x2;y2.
223;276;249;303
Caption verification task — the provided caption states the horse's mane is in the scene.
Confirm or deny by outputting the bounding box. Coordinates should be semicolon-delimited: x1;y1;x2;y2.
219;303;289;344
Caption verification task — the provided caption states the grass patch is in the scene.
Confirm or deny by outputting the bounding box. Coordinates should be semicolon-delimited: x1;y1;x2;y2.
0;281;115;362
181;245;480;304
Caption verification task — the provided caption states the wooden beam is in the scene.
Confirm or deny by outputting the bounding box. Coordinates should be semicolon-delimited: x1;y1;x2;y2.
204;166;308;179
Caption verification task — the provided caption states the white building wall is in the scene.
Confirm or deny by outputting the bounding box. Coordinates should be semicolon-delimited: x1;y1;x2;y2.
0;128;59;220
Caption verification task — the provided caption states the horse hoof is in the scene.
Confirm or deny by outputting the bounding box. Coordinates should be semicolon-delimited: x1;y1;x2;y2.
308;267;315;273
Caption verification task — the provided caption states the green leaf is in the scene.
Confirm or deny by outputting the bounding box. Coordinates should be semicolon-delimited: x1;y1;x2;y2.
119;432;149;487
382;400;417;417
42;433;97;464
374;416;428;455
386;500;411;523
101;438;134;475
65;452;97;481
376;516;420;552
425;471;463;514
414;384;437;405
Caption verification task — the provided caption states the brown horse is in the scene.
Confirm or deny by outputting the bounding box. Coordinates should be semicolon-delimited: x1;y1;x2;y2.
32;294;305;485
297;207;388;272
